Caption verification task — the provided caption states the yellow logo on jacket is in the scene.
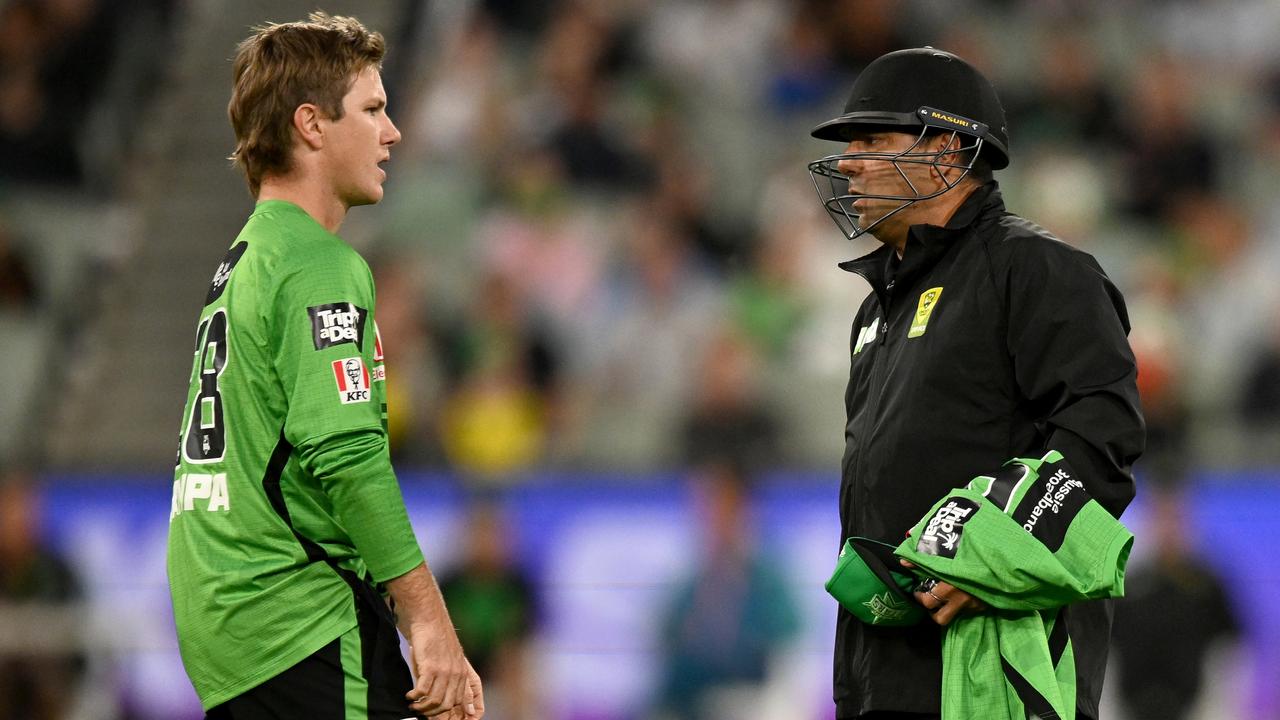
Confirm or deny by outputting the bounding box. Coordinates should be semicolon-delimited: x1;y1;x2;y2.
908;287;943;338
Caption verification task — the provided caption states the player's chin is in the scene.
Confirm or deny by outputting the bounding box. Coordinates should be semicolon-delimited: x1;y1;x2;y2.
349;185;385;207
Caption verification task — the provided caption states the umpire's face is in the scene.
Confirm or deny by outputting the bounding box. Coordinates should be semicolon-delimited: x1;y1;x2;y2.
834;130;965;239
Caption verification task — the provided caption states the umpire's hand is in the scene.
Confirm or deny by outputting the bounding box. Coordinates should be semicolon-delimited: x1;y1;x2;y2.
899;559;988;626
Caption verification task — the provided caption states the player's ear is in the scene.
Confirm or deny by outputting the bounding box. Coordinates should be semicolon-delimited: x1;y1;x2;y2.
293;103;324;150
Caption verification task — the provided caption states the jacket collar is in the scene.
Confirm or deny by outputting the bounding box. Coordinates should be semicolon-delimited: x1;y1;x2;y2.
838;181;1004;294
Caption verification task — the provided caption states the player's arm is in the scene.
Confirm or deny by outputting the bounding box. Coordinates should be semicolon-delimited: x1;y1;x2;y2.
275;256;482;717
296;431;480;718
386;563;483;719
273;258;425;581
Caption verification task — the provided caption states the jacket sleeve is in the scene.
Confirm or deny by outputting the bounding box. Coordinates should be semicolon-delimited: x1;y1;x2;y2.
1000;238;1145;518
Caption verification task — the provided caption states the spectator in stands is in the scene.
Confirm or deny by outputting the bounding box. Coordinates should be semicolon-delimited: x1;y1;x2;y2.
1005;30;1125;152
476;148;605;336
400;8;509;165
0;469;84;720
0;0;117;185
1118;55;1222;220
538;2;649;191
574;207;722;468
680;323;780;474
436;271;563;479
370;257;442;466
727;219;811;361
645;117;743;271
1125;253;1191;478
0;223;37;313
1173;191;1280;423
439;500;540;720
766;9;843;118
815;0;914;74
1112;486;1241;720
1239;310;1280;427
652;459;799;720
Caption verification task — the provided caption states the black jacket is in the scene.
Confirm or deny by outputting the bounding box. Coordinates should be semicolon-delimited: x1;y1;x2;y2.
833;182;1145;719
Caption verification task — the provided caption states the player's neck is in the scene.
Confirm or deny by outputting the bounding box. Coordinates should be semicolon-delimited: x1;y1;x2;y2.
257;175;349;234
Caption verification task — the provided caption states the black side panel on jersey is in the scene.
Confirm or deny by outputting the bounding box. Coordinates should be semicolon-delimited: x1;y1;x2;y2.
1049;606;1070;666
260;429;397;628
999;656;1060;720
260;430;327;563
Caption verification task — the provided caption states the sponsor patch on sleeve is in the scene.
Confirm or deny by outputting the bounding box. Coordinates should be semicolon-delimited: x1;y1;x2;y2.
1010;457;1089;552
916;497;979;558
205;242;248;306
332;357;371;404
371;321;385;381
308;303;368;350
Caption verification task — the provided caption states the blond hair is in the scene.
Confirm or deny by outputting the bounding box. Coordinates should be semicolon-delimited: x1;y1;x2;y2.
228;12;385;196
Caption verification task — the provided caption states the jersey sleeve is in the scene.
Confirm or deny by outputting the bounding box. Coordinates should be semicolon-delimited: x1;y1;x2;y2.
274;250;381;442
274;248;424;582
296;428;424;581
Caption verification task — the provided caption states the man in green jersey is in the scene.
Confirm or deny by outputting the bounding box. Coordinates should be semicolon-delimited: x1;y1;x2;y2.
168;13;482;720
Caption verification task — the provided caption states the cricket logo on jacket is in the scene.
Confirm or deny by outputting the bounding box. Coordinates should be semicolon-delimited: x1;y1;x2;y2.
916;497;978;558
908;287;943;338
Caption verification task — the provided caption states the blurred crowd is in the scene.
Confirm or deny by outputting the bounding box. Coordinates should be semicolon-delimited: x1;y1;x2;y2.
352;0;1280;483
0;0;175;191
2;0;1279;482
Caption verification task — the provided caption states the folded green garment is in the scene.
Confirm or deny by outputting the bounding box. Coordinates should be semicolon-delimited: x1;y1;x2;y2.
896;450;1134;720
826;536;927;626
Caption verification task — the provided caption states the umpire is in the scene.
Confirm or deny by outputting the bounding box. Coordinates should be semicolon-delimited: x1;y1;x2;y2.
807;48;1145;720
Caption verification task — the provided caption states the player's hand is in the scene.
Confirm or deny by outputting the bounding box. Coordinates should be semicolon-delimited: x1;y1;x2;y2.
423;661;483;719
899;559;988;626
403;624;475;717
387;563;482;718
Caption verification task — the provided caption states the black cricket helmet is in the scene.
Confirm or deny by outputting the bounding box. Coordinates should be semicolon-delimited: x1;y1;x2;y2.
808;47;1010;241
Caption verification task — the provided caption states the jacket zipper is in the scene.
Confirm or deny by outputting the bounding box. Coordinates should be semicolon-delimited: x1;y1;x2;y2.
851;276;895;534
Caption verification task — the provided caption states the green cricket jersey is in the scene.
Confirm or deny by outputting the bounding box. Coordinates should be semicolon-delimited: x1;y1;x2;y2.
897;451;1133;720
167;200;424;709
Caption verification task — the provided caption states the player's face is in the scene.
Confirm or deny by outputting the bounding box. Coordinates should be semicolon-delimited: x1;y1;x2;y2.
325;66;401;207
